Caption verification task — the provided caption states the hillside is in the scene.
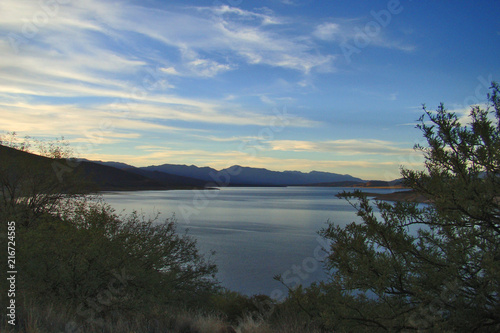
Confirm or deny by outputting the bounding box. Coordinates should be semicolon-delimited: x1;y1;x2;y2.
125;168;208;188
75;161;173;191
3;146;408;191
140;163;364;186
0;145;206;191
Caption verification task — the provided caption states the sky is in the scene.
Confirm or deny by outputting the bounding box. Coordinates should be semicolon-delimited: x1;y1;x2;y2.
1;0;499;180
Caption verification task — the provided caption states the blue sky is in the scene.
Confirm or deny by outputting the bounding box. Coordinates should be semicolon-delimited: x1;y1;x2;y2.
1;0;499;179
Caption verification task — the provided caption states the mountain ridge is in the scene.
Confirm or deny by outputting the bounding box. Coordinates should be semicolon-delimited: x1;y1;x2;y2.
139;163;365;186
1;146;405;191
0;146;206;191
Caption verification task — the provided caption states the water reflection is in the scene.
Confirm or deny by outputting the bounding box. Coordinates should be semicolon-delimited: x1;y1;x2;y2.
102;187;403;296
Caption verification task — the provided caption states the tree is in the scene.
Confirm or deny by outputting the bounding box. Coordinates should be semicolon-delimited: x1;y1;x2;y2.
0;133;89;227
17;203;218;313
291;83;500;332
1;134;219;329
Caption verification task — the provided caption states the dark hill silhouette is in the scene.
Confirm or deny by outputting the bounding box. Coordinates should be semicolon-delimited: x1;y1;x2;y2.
124;168;208;188
75;162;173;191
0;145;205;191
89;160;135;170
140;163;364;186
2;144;407;195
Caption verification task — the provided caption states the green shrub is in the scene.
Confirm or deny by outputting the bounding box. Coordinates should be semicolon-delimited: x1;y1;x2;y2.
286;82;500;331
5;200;218;329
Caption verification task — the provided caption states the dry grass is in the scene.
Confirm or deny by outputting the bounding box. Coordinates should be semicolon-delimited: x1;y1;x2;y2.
235;314;274;333
172;311;235;333
2;301;326;333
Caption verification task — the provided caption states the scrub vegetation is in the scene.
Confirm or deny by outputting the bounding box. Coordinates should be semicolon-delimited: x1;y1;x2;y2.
1;83;499;332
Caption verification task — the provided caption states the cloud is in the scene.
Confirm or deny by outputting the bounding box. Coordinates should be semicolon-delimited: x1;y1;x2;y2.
71;132;142;145
313;23;342;41
207;5;283;25
187;58;234;77
112;3;335;74
269;139;415;156
0;100;188;141
260;95;276;105
179;47;235;77
160;67;181;76
0;0;339;112
98;101;320;127
201;135;262;142
0;0;423;180
276;0;299;5
313;19;415;52
0;93;320;154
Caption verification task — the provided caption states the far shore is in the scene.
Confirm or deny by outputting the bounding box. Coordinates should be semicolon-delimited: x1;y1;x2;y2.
363;190;430;203
351;186;408;190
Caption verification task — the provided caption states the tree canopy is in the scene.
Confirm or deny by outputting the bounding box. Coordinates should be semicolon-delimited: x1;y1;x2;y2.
279;83;500;332
0;133;220;331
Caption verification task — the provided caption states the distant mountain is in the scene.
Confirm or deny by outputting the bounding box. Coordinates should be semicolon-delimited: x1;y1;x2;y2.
4;146;404;192
74;162;173;191
78;159;135;170
0;146;206;192
125;168;208;188
84;160;209;188
141;164;217;182
140;163;364;186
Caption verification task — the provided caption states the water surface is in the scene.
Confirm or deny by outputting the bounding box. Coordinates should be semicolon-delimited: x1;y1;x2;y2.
101;187;401;298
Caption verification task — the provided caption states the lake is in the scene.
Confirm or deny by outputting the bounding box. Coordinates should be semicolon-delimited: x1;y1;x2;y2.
101;186;402;299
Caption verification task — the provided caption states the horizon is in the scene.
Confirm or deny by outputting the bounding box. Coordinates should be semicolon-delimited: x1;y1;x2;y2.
95;159;368;179
1;0;499;180
0;143;387;181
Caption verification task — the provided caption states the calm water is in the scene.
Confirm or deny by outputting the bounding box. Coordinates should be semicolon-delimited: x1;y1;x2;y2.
101;187;401;298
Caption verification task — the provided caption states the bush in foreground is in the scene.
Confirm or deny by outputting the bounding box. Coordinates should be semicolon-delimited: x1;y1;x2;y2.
1;200;219;331
277;83;500;332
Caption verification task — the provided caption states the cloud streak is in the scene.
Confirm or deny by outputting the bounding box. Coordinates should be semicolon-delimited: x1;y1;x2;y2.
0;0;436;178
313;19;415;52
269;139;415;156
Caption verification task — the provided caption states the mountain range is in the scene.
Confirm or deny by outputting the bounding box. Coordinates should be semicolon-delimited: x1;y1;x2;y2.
135;163;364;186
0;145;178;191
2;144;403;191
90;161;366;187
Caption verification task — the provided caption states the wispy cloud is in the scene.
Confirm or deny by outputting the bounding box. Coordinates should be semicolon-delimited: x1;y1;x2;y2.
95;102;319;127
269;139;415;156
201;135;262;142
313;23;342;41
275;0;299;5
0;0;330;140
0;0;432;177
0;100;187;140
313;19;415;52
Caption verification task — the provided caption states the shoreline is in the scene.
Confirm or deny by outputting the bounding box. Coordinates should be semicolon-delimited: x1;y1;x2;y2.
363;190;430;203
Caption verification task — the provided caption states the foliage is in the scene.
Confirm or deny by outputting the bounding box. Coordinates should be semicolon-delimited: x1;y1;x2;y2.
0;131;73;159
0;133;89;228
280;83;500;332
269;283;328;331
0;135;220;330
211;289;275;324
4;83;500;331
1;198;219;330
16;202;218;311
